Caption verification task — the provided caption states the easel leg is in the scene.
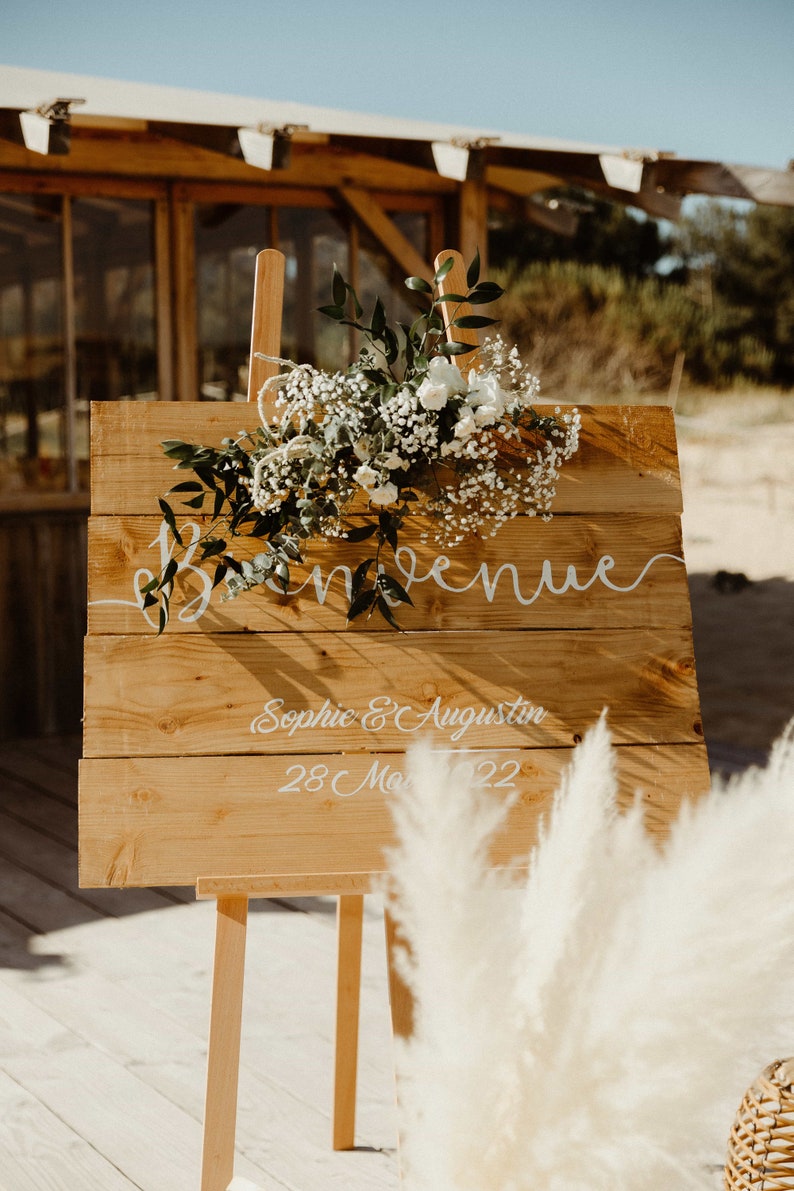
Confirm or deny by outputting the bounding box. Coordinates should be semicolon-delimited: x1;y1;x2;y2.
202;896;248;1191
333;893;364;1149
384;909;414;1040
384;909;414;1185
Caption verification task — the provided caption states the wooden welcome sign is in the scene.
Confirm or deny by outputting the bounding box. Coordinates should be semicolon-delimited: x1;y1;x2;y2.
79;250;710;1189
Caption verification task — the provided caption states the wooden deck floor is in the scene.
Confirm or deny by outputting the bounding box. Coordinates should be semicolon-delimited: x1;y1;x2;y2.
0;733;762;1189
0;735;399;1191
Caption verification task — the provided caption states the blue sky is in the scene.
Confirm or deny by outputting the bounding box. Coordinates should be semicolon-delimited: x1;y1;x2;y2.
2;0;792;169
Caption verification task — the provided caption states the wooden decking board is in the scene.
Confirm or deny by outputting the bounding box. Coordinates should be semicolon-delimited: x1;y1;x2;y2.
0;1070;141;1191
6;960;396;1191
0;773;78;847
0;809;178;919
0;743;81;804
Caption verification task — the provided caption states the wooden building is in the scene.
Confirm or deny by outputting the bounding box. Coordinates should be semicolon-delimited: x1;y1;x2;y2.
1;64;792;737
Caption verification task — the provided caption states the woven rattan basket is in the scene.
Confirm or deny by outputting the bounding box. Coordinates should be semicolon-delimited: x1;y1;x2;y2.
725;1059;794;1189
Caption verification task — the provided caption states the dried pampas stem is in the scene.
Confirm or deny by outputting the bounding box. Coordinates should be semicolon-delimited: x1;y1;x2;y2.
385;718;794;1191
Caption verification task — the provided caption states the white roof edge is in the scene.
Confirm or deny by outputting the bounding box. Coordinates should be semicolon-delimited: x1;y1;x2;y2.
0;63;648;158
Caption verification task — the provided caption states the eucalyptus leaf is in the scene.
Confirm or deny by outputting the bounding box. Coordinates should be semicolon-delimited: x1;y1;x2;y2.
466;249;481;288
377;572;414;606
433;293;467;305
167;480;204;493
158;499;183;547
375;594;403;630
405;276;432;294
332;266;346;308
343;523;378;543
347;587;378;622
450;314;497;329
434;257;454;283
371;296;386;339
467;281;505;305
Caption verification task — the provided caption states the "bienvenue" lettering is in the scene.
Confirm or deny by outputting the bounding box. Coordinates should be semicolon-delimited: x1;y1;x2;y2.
91;519;685;627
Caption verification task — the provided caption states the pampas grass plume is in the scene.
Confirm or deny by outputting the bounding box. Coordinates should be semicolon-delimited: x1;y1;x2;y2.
385;719;794;1191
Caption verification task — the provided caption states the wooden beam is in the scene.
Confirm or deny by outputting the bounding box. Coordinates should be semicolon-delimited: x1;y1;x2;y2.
0;134;457;192
458;178;488;273
337;185;433;282
154;197;174;402
170;195;198;401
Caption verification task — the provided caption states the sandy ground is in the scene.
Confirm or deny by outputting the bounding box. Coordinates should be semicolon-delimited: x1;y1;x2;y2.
676;410;794;757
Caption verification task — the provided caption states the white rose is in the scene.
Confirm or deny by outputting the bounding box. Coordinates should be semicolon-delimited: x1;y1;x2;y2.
368;482;399;506
474;403;500;427
416;379;449;411
381;451;409;471
427;356;467;393
354;464;378;488
454;412;477;440
466;368;506;412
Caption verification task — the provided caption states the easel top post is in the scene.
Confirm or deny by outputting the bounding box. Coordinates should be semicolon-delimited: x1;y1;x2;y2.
247;248;286;404
434;248;481;372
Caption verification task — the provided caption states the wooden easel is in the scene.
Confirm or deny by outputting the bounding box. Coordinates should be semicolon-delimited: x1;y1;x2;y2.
198;247;468;1189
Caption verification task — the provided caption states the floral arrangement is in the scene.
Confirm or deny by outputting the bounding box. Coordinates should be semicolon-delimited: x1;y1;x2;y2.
142;254;580;631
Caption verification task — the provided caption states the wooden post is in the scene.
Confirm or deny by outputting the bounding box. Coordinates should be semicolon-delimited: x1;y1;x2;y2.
333;894;365;1149
433;249;481;371
246;248;286;404
384;910;414;1042
458;180;488;277
201;896;249;1191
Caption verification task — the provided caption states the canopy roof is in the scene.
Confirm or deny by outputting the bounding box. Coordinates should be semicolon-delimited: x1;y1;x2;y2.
1;64;792;211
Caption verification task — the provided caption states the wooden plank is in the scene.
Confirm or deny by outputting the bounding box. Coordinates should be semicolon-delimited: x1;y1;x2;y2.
82;627;703;759
0;809;179;920
3;1047;209;1191
202;897;248;1191
78;743;708;887
0;771;78;846
0;1070;140;1191
197;874;375;899
0;744;79;802
247;249;285;402
171;197;198;401
0;135;456;192
435;248;480;366
89;402;682;515
333;894;364;1150
0;904;396;1187
86;513;690;633
458;179;489;274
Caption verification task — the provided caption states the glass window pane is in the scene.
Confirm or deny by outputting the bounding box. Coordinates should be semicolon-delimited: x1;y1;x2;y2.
278;207;350;372
72;196;158;483
0;193;67;496
357;218;428;333
195;204;271;401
